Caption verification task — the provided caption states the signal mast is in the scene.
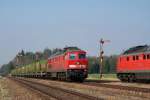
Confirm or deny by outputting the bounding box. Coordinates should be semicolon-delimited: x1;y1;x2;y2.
99;38;110;79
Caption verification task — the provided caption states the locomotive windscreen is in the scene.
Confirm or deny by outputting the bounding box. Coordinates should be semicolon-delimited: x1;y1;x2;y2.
79;54;86;59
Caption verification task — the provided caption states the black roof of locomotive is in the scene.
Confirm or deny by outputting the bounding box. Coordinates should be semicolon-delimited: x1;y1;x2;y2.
49;47;81;58
122;45;150;55
63;46;81;52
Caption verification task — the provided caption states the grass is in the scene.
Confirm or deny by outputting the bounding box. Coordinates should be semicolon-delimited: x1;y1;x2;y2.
87;73;118;80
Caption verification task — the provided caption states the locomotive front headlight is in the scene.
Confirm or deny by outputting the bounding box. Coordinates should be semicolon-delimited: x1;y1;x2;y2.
76;62;80;65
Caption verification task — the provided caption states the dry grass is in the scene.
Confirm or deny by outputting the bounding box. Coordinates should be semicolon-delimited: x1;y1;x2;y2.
87;74;119;81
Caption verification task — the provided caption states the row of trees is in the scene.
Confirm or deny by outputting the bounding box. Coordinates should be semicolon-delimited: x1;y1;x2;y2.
0;48;118;76
0;48;62;76
88;55;118;74
0;62;14;76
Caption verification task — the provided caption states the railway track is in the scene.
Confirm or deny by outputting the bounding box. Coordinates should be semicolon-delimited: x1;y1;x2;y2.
83;81;150;94
10;77;102;100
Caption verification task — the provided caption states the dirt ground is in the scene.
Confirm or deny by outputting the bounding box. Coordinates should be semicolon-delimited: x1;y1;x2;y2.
0;77;55;100
103;81;150;89
28;78;150;100
0;77;150;100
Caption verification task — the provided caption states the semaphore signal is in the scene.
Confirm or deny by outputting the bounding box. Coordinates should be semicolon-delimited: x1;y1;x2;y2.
99;38;110;79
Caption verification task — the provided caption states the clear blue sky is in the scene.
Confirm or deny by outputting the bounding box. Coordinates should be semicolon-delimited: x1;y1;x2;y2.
0;0;150;65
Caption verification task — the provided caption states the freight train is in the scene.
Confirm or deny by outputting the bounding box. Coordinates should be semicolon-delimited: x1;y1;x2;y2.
117;45;150;82
11;47;88;82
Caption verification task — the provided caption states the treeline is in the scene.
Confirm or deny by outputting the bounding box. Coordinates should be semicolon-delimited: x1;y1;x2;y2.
0;48;62;76
0;48;118;76
88;55;118;74
0;62;14;76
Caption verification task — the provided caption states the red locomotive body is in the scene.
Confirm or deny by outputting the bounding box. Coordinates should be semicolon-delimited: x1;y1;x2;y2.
47;47;88;81
117;45;150;82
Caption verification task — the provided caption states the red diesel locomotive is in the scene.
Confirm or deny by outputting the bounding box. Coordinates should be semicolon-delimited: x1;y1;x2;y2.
47;47;88;82
117;45;150;82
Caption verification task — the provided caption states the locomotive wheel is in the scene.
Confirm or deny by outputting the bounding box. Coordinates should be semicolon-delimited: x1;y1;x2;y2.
79;78;84;82
124;75;128;82
117;74;124;82
129;74;135;82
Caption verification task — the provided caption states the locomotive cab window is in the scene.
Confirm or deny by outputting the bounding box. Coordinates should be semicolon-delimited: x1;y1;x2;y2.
79;53;86;59
69;54;76;60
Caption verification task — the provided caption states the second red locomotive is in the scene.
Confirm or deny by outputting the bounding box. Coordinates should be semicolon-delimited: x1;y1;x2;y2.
117;45;150;82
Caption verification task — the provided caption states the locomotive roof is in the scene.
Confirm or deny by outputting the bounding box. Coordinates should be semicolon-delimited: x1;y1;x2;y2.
49;47;82;58
63;46;81;52
122;45;150;55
